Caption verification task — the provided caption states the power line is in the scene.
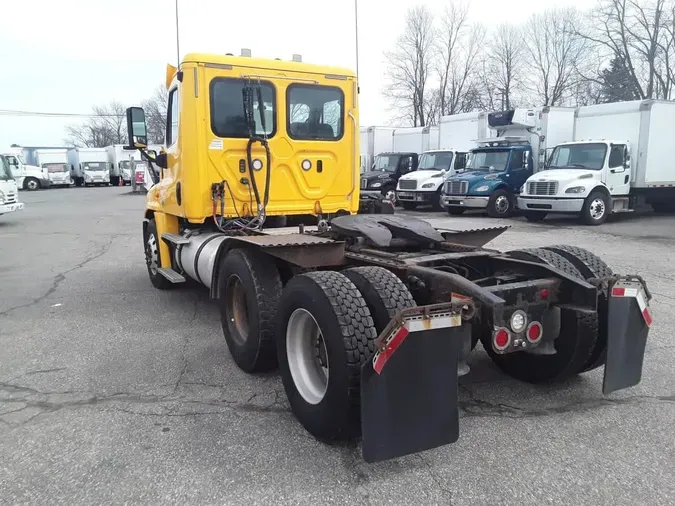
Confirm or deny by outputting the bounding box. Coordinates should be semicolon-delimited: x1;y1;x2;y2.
0;109;123;118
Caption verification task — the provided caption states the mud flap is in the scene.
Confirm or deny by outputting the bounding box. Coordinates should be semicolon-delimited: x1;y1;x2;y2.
603;279;652;395
360;310;468;463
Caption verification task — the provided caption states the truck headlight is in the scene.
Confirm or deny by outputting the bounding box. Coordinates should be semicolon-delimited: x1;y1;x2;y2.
475;185;490;192
422;183;435;188
565;186;586;194
0;191;5;204
370;182;382;188
520;185;525;193
85;174;92;181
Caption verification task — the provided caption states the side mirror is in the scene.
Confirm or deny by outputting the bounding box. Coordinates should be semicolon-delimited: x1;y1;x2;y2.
440;169;446;175
126;107;148;148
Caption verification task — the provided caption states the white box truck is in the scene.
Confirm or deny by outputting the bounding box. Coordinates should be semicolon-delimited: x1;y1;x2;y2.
35;149;72;188
1;149;50;191
518;100;675;225
442;107;576;218
106;144;140;186
68;147;110;187
392;126;438;154
360;126;395;172
0;154;25;217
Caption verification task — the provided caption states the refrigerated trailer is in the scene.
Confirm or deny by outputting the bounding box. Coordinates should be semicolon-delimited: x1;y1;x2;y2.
519;100;675;224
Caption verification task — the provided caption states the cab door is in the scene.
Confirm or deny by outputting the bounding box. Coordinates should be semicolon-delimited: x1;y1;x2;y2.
605;143;631;196
505;149;532;192
155;81;182;217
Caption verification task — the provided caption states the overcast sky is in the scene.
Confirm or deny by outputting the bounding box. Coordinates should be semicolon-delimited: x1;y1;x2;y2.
0;0;590;150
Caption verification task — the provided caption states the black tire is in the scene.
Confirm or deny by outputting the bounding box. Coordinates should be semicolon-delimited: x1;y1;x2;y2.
487;189;515;218
447;207;466;216
144;219;174;290
23;177;40;191
580;191;610;225
276;271;377;441
74;178;83;187
482;248;598;383
432;190;444;211
342;266;416;332
218;248;282;373
401;202;418;211
543;245;613;372
523;211;547;222
111;176;120;186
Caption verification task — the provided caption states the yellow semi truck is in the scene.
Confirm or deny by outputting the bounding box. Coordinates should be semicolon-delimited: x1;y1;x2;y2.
125;52;653;463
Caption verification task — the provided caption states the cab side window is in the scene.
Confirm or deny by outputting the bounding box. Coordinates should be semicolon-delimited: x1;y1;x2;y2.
6;156;17;166
166;88;179;146
608;144;625;169
455;153;467;171
508;151;525;170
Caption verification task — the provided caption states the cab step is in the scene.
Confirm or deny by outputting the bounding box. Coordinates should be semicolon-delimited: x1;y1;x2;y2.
162;233;190;245
157;268;186;283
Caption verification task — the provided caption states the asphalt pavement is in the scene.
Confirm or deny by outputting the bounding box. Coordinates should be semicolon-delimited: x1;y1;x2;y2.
1;187;674;505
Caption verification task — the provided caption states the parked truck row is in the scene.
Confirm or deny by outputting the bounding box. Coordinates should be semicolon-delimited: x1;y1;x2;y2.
359;99;675;225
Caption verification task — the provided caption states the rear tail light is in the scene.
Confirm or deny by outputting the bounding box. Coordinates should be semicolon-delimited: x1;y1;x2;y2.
493;327;511;351
526;321;543;343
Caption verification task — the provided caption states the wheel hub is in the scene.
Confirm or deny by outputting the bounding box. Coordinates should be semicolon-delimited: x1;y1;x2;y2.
226;275;250;345
145;234;159;275
495;195;509;214
590;198;605;220
286;308;329;405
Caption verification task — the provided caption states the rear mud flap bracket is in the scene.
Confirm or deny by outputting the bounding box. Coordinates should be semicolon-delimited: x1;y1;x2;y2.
360;307;469;463
603;279;652;395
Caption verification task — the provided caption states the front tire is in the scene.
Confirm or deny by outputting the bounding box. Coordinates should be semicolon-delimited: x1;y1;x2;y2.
581;191;610;225
447;207;465;216
401;202;418;211
23;177;40;191
487;189;514;218
144;219;174;290
218;248;282;373
276;271;377;441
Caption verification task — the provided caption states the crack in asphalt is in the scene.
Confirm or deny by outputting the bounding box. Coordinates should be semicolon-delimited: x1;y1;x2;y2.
0;236;115;316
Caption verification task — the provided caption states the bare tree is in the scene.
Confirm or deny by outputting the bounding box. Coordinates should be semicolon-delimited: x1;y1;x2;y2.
580;0;674;100
483;23;525;110
142;85;169;144
64;101;127;147
384;5;435;126
436;2;485;116
524;8;591;106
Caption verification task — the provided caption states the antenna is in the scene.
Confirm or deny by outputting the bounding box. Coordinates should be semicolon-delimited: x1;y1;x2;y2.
354;0;360;90
175;0;180;65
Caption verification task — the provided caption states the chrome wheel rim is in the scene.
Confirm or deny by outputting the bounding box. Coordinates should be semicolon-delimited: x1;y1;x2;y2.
26;180;38;190
590;198;606;220
146;234;159;275
495;195;510;214
286;308;329;405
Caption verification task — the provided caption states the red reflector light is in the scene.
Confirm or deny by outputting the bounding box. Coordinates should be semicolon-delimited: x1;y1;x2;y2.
493;328;510;350
540;289;550;299
527;322;543;343
642;308;653;327
612;287;626;297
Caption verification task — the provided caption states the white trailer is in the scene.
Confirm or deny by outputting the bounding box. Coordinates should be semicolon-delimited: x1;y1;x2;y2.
67;148;110;187
35;149;72;187
518;100;675;225
106;144;141;185
438;112;489;152
392;126;437;154
360;126;395;171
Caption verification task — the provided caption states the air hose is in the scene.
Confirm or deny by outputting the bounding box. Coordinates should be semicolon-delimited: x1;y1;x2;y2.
244;85;272;223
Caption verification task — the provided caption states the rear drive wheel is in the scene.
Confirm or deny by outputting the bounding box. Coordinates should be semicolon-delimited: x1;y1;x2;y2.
523;211;547;222
447;207;465;216
23;177;40;191
581;191;610;225
401;202;418;211
276;271;377;441
342;266;416;332
487;189;514;218
218;248;282;373
543;245;613;372
482;248;598;383
144;219;174;290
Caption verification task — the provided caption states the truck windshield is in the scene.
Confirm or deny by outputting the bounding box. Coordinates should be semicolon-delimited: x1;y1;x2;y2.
43;163;68;173
373;155;400;172
0;156;13;181
466;150;509;172
83;162;106;171
547;143;607;170
418;152;453;170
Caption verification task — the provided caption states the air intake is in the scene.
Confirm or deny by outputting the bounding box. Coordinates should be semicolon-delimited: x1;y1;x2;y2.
241;48;252;57
292;54;302;62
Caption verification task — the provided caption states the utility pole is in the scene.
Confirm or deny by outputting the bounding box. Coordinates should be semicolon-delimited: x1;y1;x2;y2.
354;0;360;92
175;0;180;65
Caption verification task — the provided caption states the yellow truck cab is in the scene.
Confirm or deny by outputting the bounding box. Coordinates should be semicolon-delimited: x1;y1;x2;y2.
145;53;360;227
125;52;653;464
